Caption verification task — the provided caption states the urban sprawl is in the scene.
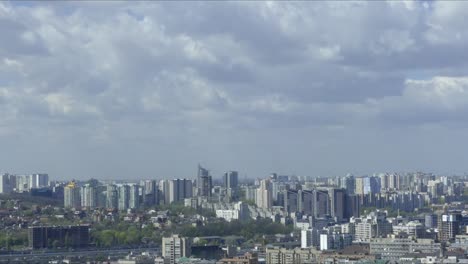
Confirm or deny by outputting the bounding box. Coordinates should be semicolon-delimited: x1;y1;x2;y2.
0;167;468;263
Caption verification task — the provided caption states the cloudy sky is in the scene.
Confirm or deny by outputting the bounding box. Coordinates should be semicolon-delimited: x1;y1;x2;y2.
1;1;468;180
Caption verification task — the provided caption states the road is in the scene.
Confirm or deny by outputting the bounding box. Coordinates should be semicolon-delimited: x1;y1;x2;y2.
0;247;160;263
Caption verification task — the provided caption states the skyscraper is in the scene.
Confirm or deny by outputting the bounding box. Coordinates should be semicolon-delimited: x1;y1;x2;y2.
301;190;314;216
313;189;329;218
129;184;140;209
142;180;159;207
329;188;346;222
283;190;299;214
256;179;272;209
196;164;212;197
224;171;239;201
118;185;130;211
159;179;170;205
197;165;212;197
224;171;239;189
81;184;98;209
0;173;15;194
106;184;119;209
64;181;81;208
169;179;193;203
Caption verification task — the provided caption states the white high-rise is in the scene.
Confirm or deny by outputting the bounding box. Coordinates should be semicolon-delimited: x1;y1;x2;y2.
129;184;140;209
81;184;98;208
0;173;15;194
118;185;130;211
256;179;272;209
64;181;81;208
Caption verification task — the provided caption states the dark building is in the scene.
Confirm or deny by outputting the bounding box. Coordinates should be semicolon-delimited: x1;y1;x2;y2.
28;225;90;249
283;190;299;214
301;190;314;216
344;194;361;219
30;188;53;198
329;188;346;222
197;165;212;197
223;171;239;189
224;171;239;201
314;189;329;218
143;180;159;207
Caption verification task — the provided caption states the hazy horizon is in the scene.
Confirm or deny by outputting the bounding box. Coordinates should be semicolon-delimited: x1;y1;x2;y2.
2;2;468;180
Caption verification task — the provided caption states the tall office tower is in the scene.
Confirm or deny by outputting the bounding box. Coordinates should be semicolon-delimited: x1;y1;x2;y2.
118;185;130;211
341;174;355;195
313;189;329;218
329;188;346;222
297;190;303;213
302;190;314;216
345;194;361;219
162;235;192;264
169;179;193;203
81;184;98;209
129;184;140;209
106;184;119;209
283;190;299;214
142;180;159;207
438;213;462;242
197;165;211;196
224;171;239;200
198;175;212;198
256;179;272;209
0;173;15;194
159;180;170;205
30;174;49;189
64;181;81;208
224;171;239;189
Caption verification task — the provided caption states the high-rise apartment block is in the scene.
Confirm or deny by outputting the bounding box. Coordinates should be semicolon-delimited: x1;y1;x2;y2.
64;181;81;208
256;179;272;209
106;184;119;209
169;179;193;203
162;235;191;264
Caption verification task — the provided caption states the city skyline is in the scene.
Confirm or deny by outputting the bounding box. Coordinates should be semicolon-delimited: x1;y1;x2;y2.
2;2;468;179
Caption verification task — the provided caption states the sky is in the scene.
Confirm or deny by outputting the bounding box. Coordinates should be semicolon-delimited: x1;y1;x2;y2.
1;1;468;180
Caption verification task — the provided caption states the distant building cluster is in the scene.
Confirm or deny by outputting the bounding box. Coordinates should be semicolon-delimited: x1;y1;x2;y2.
0;173;49;193
2;167;468;263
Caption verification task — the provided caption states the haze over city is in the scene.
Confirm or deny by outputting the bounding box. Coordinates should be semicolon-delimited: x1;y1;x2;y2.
2;1;468;179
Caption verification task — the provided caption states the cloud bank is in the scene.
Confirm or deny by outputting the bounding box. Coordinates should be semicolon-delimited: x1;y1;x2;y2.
1;1;468;179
